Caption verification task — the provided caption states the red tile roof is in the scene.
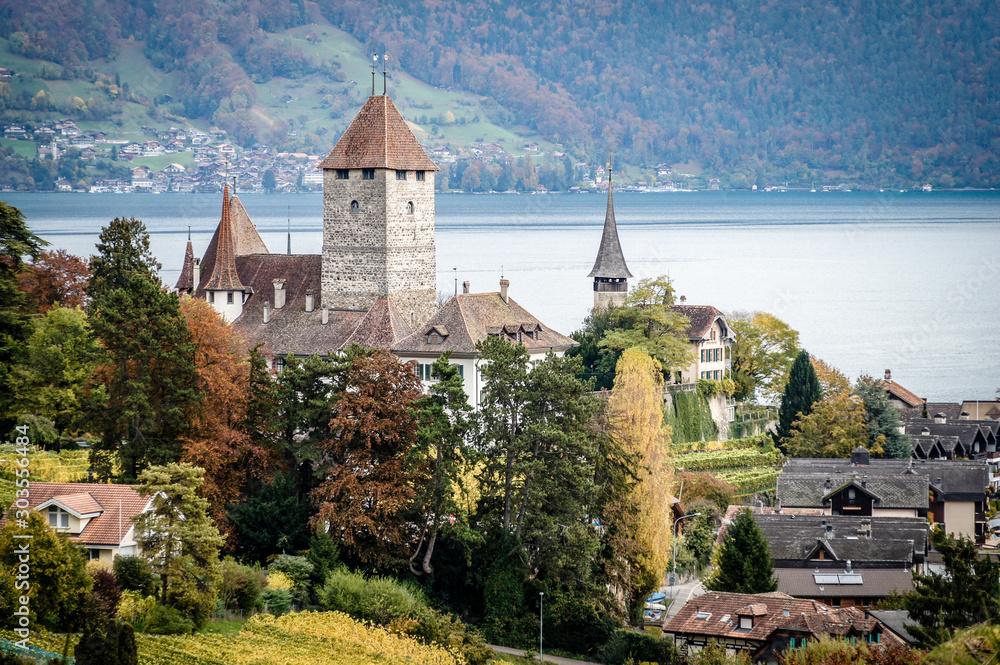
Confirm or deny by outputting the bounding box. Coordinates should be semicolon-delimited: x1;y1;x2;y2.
881;380;924;408
3;482;149;547
196;190;269;296
202;184;246;291
318;96;439;171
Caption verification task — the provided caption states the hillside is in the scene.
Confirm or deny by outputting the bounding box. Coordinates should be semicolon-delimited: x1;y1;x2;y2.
0;0;997;188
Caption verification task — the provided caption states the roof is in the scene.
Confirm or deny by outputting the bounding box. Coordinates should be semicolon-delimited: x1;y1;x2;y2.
777;471;928;510
318;96;439;171
869;610;918;644
202;185;246;292
776;568;914;598
196;190;269;295
664;591;879;643
175;240;195;291
393;287;577;356
754;513;927;565
588;171;632;279
341;296;415;350
668;304;733;341
2;482;149;546
882;379;924;408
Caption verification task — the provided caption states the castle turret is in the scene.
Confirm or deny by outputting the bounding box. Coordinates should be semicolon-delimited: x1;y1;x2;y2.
318;94;440;327
588;168;632;308
201;184;247;323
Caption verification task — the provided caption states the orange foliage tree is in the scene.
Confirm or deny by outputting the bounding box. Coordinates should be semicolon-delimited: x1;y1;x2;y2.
178;297;278;543
311;348;424;570
18;249;91;313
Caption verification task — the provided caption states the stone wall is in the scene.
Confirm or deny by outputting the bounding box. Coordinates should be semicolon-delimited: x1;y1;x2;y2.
322;168;437;325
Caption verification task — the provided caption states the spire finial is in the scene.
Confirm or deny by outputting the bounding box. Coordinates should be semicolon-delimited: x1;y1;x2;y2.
187;225;191;242
372;52;378;96
383;54;389;96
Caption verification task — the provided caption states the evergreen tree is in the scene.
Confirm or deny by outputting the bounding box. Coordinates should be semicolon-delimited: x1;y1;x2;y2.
854;375;911;458
86;273;201;480
87;216;161;299
703;508;778;594
133;463;225;628
777;350;821;445
904;529;1000;647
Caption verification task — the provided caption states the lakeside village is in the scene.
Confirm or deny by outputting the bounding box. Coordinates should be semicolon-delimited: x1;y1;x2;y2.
1;114;716;194
2;92;999;665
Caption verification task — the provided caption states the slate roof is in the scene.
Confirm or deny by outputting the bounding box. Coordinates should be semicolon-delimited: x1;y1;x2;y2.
2;482;150;547
781;458;988;503
318;95;439;171
775;568;914;598
753;514;927;565
904;419;991;450
588;170;632;279
869;610;918;644
393;288;576;356
777;471;928;510
664;592;878;643
668;304;734;341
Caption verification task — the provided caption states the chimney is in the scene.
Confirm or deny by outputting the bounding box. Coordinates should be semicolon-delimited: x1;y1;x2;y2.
851;446;870;466
884;369;891;381
499;279;509;304
680;295;687;303
273;279;286;309
263;300;270;324
960;411;970;421
934;412;947;424
861;475;867;488
826;522;833;536
321;307;329;325
305;290;315;312
192;258;201;288
463;280;470;294
921;426;931;436
845;560;853;574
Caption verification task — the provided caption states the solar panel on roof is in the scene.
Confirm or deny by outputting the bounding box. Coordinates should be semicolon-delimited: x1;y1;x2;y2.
814;574;840;584
838;574;864;584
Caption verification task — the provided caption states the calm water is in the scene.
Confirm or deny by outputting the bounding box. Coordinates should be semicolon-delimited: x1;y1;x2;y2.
5;190;999;404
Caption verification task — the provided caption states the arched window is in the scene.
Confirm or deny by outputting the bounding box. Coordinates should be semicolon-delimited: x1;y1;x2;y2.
407;201;414;214
350;200;359;213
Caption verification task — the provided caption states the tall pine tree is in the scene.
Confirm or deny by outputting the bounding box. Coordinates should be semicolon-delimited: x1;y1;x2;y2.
777;350;821;445
704;508;777;595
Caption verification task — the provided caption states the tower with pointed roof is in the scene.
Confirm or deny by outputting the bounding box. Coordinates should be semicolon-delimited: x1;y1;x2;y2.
588;168;632;308
318;94;440;326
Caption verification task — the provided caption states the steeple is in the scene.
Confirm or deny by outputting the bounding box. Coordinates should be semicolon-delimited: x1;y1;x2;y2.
175;239;195;293
202;185;247;322
588;167;632;308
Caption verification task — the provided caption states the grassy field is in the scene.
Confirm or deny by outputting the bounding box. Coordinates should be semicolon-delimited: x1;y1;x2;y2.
0;138;37;158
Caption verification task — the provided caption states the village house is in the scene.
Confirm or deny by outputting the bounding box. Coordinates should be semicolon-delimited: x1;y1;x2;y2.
669;298;736;384
663;591;893;663
1;482;150;563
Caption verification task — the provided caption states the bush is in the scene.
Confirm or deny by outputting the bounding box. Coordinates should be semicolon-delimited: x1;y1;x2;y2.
218;557;266;614
90;568;123;620
116;591;156;631
113;556;157;597
306;531;339;593
266;570;294;591
74;620;138;665
144;604;194;635
596;629;685;665
317;569;426;625
270;554;314;589
260;588;293;616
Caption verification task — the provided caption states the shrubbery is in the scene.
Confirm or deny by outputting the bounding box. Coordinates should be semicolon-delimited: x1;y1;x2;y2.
595;629;685;665
218;557;266;614
113;556;157;597
144;604;194;635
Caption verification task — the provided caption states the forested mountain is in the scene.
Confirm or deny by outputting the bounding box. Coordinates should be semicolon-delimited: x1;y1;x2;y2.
1;0;998;186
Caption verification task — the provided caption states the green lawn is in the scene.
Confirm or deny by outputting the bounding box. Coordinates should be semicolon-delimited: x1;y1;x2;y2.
0;138;37;158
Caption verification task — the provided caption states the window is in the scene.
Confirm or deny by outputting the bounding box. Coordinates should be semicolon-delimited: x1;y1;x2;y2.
396;170;406;180
351;200;360;213
207;291;214;303
362;168;375;180
227;292;234;304
275;358;285;372
337;169;349;180
832;598;842;607
700;349;705;362
453;364;464;378
714;348;720;362
48;506;69;529
407;201;414;214
416;170;425;181
419;363;434;381
428;332;441;345
87;549;102;561
714;370;720;380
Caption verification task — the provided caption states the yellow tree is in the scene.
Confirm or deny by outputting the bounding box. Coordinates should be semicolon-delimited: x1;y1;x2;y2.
605;347;674;614
785;390;874;458
810;356;851;398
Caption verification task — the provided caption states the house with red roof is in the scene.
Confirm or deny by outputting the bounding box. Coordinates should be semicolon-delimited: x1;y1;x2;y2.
3;482;152;563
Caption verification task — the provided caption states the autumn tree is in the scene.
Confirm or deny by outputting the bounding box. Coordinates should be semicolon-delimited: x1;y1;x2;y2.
409;351;475;577
17;248;91;313
784;390;872;458
604;348;673;617
178;297;277;540
86;273;201;480
811;356;851;398
777;350;822;445
703;508;777;594
854;375;911;459
86;216;160;299
727;311;799;402
311;348;423;571
0;200;47;434
133;463;224;628
8;305;101;435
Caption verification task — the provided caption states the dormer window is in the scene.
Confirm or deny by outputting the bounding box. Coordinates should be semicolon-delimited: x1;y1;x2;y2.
428;332;441;345
48;506;69;529
739;615;754;630
337;169;349;180
362;169;375;180
351;200;360;213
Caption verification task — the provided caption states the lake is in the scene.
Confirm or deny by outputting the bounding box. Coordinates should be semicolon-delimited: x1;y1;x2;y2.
5;189;998;404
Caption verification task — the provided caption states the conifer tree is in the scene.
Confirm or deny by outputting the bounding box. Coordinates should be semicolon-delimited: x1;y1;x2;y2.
777;349;822;444
703;508;777;594
854;375;911;458
87;216;160;299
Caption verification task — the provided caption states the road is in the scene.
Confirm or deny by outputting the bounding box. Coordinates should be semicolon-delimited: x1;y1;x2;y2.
488;644;602;664
663;577;706;623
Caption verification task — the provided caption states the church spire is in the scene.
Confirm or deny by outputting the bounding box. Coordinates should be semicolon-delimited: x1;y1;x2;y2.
588;165;632;308
203;184;245;292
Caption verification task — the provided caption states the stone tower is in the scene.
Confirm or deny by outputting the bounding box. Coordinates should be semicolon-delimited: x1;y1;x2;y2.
318;95;440;326
588;169;632;308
